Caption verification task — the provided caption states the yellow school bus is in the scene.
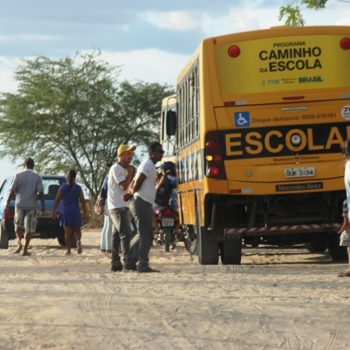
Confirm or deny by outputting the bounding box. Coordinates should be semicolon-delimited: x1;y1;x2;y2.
165;26;350;264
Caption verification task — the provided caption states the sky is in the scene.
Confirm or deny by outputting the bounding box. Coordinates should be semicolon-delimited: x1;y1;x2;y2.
0;0;349;182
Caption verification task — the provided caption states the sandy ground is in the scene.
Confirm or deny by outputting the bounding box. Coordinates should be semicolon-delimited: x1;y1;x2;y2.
0;229;350;350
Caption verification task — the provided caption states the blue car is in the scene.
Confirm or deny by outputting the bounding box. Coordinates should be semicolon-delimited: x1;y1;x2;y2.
0;175;66;249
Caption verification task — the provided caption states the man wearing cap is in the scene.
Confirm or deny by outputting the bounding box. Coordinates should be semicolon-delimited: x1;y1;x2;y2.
107;144;136;272
5;158;45;256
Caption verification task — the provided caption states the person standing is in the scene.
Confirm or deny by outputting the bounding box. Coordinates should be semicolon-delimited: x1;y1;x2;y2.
5;158;45;256
100;174;113;253
52;169;88;255
108;144;136;272
124;142;164;273
338;139;350;277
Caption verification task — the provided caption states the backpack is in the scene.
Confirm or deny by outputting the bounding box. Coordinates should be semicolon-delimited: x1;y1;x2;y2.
155;178;173;207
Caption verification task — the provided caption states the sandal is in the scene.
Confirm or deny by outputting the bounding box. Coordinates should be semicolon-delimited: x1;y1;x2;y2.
338;271;350;277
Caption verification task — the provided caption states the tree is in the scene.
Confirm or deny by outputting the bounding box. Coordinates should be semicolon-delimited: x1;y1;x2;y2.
0;52;174;199
279;0;329;26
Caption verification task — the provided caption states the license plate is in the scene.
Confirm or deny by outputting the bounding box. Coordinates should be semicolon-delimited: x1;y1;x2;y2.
284;167;315;178
38;210;52;219
161;218;174;227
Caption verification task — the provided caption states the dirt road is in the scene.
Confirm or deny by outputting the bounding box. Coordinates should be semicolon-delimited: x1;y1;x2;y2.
0;230;349;349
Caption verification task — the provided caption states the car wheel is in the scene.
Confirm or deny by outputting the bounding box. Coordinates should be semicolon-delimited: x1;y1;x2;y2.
57;236;66;246
0;223;9;249
57;235;77;248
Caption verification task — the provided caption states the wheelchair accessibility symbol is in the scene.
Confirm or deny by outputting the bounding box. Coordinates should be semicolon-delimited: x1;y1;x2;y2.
234;111;250;128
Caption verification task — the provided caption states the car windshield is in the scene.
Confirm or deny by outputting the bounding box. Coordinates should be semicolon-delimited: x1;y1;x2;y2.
0;178;13;198
42;177;65;200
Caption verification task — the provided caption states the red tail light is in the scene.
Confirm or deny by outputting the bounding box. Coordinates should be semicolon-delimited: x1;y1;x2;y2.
207;167;220;177
340;37;350;50
228;45;240;58
282;96;305;101
206;140;218;150
205;131;226;179
3;207;14;220
162;208;173;216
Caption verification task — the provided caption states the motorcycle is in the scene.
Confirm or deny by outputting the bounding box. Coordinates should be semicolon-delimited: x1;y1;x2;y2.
154;206;177;252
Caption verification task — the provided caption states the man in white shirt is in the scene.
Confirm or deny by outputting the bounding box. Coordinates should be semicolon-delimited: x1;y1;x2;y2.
108;144;136;272
124;142;164;272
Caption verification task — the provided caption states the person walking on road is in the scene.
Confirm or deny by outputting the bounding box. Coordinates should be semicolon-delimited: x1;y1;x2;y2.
5;158;45;256
52;169;88;255
108;144;136;272
338;139;350;277
124;141;164;273
100;173;113;253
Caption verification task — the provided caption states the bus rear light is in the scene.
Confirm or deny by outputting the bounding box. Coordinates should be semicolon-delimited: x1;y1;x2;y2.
206;154;222;162
228;45;240;58
207;167;220;177
224;101;236;107
340;37;350;50
230;189;242;194
282;96;305;101
206;140;219;150
205;131;227;179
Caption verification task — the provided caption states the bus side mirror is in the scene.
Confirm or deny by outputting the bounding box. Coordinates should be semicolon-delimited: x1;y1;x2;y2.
166;110;176;136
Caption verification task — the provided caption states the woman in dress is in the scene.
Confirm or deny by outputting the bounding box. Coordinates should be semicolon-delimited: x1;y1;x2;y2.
52;169;88;255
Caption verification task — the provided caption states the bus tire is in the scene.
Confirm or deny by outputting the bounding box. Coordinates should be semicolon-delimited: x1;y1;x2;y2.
220;237;242;265
198;228;219;265
306;235;327;253
328;234;347;261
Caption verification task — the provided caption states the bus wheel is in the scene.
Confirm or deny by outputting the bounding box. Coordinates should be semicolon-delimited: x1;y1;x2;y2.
220;237;242;265
198;229;219;265
306;235;327;253
328;234;347;261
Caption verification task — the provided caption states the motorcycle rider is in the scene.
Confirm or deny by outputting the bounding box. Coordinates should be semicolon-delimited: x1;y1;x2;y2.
154;162;179;247
155;161;178;210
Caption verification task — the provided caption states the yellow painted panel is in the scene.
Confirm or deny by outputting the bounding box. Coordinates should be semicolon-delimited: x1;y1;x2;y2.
215;33;350;95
